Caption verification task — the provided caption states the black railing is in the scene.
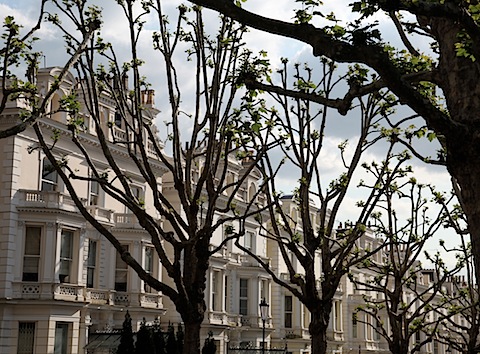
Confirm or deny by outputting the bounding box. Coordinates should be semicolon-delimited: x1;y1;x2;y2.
227;348;287;354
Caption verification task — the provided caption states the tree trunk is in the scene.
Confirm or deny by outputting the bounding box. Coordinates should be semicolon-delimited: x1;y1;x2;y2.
430;18;480;283
309;307;330;354
389;339;409;354
182;320;202;354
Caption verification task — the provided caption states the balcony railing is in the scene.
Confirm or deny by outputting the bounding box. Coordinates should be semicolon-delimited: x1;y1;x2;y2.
139;293;162;308
53;283;85;301
240;315;272;328
86;205;115;224
18;190;84;212
85;289;115;305
114;213;142;229
12;282;162;308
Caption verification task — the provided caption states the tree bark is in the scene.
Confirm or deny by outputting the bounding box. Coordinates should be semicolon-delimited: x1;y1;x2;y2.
309;304;331;354
429;17;480;283
182;320;202;354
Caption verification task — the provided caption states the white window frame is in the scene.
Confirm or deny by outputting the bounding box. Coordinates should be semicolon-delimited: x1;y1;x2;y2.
333;300;343;332
59;230;74;283
284;295;293;328
89;179;102;206
239;278;248;315
54;322;69;354
86;240;97;288
144;246;154;293
41;157;58;192
115;245;129;292
23;226;42;282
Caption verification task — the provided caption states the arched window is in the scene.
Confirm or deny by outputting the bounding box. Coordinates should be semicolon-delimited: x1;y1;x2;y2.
50;93;62;122
226;173;235;196
248;183;257;201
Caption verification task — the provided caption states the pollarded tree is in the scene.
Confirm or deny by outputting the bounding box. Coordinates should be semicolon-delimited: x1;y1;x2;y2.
234;55;412;354
436;213;480;354
187;0;480;283
351;166;462;354
26;1;277;354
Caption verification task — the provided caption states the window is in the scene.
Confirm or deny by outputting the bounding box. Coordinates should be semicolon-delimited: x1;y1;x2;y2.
245;231;255;251
128;185;144;212
212;271;221;311
59;230;73;283
433;339;438;354
334;300;342;332
89;179;100;206
115;245;128;292
224;276;229;312
376;320;381;341
260;279;269;302
239;279;248;315
352;314;357;338
226;173;234;196
248;183;256;201
302;304;309;329
17;322;35;354
23;226;41;282
54;322;69;354
284;295;293;328
114;112;122;128
86;240;97;288
41;157;58;191
366;314;374;341
144;247;153;293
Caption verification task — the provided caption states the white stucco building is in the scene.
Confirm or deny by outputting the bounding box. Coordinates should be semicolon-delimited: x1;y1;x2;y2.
0;67;463;354
0;67;168;354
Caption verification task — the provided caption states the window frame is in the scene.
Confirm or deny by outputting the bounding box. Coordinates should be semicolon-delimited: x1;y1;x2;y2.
86;240;97;288
23;226;42;282
115;245;129;292
143;246;154;293
59;229;74;283
17;322;36;354
54;322;69;354
239;278;248;315
41;157;58;192
284;295;293;328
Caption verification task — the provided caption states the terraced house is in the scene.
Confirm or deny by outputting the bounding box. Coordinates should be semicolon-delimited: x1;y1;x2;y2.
0;68;462;354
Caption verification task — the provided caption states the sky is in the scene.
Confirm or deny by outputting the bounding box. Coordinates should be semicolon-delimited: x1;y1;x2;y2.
0;0;461;267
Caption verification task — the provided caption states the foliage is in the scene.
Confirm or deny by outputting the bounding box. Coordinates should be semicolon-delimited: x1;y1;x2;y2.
25;2;278;354
201;331;216;354
135;318;154;354
352;163;463;354
0;0;98;138
117;311;134;354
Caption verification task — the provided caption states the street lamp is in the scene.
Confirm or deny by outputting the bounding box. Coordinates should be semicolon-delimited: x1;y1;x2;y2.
259;298;269;354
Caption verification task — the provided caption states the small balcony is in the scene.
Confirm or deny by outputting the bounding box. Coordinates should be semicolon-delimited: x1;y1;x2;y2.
85;288;115;305
238;254;270;268
207;311;228;325
18;189;84;213
240;315;272;328
86;205;115;224
284;328;309;340
114;213;142;229
12;282;162;309
139;293;163;308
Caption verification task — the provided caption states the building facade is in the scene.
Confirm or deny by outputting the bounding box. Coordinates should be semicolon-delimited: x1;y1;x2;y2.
0;67;167;354
0;68;462;354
